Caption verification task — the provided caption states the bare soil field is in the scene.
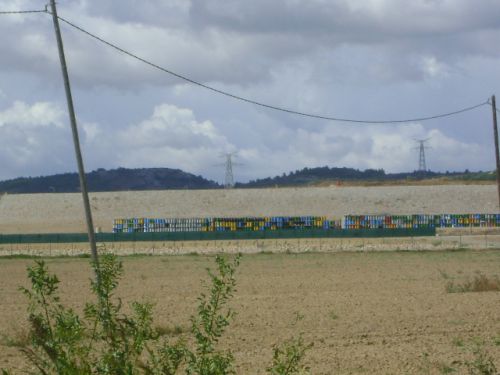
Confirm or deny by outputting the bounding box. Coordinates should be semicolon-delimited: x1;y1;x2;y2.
1;251;499;374
0;185;496;234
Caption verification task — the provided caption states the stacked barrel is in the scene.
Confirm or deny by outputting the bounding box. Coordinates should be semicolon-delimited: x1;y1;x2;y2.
113;216;341;233
113;214;499;233
209;216;339;232
344;214;500;229
113;218;209;233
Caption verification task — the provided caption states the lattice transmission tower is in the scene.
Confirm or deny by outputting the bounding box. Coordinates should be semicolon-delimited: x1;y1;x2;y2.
415;138;431;172
221;152;240;188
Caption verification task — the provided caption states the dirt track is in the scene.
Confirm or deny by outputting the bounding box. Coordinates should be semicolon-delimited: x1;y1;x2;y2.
0;185;496;234
1;251;499;374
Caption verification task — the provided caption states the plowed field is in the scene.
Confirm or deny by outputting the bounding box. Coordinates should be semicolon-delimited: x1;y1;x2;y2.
1;250;499;374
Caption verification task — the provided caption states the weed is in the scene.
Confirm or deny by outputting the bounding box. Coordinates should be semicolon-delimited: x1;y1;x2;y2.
417;352;432;375
446;273;500;293
0;329;30;348
435;340;498;375
452;337;465;347
465;341;498;375
494;336;500;346
155;324;186;337
437;363;456;374
328;311;339;320
267;336;312;375
291;311;305;325
438;269;450;280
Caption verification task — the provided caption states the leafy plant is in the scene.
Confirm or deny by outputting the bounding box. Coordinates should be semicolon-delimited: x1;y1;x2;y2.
2;254;310;375
267;336;312;375
185;255;240;375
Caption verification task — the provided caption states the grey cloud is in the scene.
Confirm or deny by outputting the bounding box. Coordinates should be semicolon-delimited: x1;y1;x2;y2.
82;0;191;28
189;0;500;38
0;100;73;179
0;98;492;183
3;0;500;91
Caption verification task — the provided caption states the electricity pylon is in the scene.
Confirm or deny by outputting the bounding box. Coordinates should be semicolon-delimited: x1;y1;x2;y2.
414;138;431;172
220;152;241;188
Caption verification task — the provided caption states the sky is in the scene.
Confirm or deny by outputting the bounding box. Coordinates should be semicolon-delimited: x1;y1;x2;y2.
0;0;499;183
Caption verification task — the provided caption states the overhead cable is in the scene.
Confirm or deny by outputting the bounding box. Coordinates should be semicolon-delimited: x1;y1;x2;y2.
55;15;491;124
0;9;492;124
486;99;500;115
0;9;47;14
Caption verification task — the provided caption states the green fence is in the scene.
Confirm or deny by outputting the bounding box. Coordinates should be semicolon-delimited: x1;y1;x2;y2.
0;227;435;244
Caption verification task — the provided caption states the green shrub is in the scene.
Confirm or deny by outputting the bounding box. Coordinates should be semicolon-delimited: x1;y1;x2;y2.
267;336;312;375
1;254;310;375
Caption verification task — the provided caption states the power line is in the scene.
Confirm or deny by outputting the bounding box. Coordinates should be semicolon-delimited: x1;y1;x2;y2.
487;99;500;115
0;9;47;14
0;9;493;124
54;15;490;124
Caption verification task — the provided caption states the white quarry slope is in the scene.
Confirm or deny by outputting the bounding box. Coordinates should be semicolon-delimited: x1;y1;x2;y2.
0;185;496;234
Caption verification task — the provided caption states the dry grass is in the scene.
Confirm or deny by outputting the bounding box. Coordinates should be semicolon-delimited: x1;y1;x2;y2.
155;324;187;337
446;273;500;293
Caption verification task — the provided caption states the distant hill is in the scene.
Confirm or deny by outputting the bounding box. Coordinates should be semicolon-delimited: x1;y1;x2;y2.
0;168;220;193
236;167;495;188
0;166;494;193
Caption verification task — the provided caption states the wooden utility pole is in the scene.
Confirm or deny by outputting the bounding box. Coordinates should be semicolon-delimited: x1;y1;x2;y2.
49;0;101;282
492;95;500;209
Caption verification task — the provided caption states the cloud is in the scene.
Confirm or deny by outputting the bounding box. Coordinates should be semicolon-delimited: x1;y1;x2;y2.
0;101;64;128
0;1;498;182
0;98;491;183
0;100;72;179
231;123;489;181
2;0;500;90
105;103;234;174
